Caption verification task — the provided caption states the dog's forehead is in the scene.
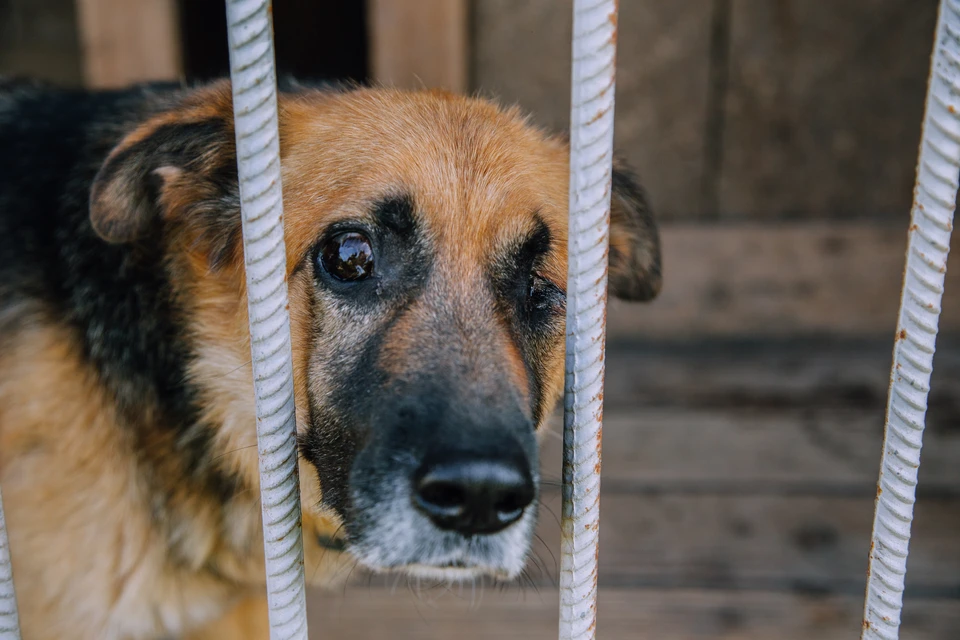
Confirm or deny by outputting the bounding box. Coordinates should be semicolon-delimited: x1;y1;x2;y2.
279;89;569;276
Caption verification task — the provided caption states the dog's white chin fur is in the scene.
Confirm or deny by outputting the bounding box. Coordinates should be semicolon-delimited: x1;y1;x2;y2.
365;562;515;583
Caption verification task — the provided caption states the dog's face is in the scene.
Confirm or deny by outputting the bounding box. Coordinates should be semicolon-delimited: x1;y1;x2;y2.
88;83;660;582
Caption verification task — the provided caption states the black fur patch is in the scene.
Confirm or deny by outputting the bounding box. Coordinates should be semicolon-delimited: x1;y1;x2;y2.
490;216;565;427
609;164;662;301
0;84;240;537
301;325;388;516
89;113;242;272
372;194;417;236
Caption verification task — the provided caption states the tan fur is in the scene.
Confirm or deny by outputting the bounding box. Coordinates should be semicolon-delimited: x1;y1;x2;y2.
185;597;270;640
0;322;242;638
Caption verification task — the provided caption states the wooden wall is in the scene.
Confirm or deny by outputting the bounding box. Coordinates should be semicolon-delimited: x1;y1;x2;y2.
473;0;938;222
0;0;83;85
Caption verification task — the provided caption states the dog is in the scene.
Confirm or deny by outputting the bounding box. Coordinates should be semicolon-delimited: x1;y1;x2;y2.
0;77;661;639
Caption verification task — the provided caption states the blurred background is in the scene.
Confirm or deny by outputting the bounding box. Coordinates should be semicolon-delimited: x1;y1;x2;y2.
2;0;958;638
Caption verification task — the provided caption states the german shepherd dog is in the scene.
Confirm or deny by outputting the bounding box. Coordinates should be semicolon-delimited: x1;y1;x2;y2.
0;78;660;639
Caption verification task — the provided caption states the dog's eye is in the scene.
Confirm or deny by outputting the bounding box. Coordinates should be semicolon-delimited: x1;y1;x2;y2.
320;232;375;281
527;275;564;312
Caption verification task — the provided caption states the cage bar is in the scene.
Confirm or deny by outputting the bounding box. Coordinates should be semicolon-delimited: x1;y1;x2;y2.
559;1;619;639
861;1;959;638
0;486;20;640
225;1;309;638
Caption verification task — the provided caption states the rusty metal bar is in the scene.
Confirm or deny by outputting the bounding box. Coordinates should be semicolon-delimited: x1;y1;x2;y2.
559;1;619;639
225;1;308;638
0;486;20;640
861;1;959;638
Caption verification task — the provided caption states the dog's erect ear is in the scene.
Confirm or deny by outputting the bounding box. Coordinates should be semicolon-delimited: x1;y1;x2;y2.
607;160;662;301
89;102;239;257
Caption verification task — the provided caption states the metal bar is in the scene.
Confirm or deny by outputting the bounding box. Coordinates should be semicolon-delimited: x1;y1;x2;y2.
225;1;308;638
0;486;21;640
559;1;618;639
861;1;959;638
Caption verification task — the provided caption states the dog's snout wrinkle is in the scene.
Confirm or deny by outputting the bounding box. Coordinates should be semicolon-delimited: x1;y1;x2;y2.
413;454;535;536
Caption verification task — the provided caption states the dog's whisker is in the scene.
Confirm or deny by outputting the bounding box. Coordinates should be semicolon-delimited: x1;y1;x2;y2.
521;568;542;601
339;558;361;597
211;443;258;462
390;571;404;595
533;532;558;580
405;578;430;624
537;497;562;529
524;550;546;583
311;522;346;583
210;358;253;380
317;522;346;563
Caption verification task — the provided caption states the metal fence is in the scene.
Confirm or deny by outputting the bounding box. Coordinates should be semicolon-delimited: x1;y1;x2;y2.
0;1;956;639
860;2;960;638
225;1;308;637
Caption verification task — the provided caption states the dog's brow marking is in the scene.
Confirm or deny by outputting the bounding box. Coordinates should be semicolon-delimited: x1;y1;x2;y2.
371;194;417;235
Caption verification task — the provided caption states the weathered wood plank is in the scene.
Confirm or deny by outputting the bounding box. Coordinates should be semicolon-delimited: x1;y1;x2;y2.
528;492;959;593
607;223;960;338
539;408;960;488
306;586;959;639
472;0;714;220
0;0;84;85
74;0;181;88
367;0;468;92
534;345;960;591
535;340;960;486
472;0;938;222
719;0;937;219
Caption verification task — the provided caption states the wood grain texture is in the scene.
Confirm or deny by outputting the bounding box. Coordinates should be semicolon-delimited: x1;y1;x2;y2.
531;344;960;593
74;0;181;88
0;0;83;85
472;0;713;220
367;0;468;92
472;0;938;221
525;493;959;592
551;341;960;486
719;0;937;219
306;587;959;639
607;223;960;338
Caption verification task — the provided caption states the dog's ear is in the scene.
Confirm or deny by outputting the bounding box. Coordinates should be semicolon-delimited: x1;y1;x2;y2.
607;160;662;301
90;92;240;264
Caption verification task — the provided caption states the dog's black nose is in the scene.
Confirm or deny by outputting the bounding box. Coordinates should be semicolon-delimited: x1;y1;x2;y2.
413;456;535;536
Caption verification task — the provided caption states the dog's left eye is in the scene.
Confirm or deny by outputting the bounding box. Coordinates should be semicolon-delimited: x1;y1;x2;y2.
527;275;564;313
319;232;375;281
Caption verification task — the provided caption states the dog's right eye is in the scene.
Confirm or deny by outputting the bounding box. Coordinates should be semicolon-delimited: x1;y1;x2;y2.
319;232;375;281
